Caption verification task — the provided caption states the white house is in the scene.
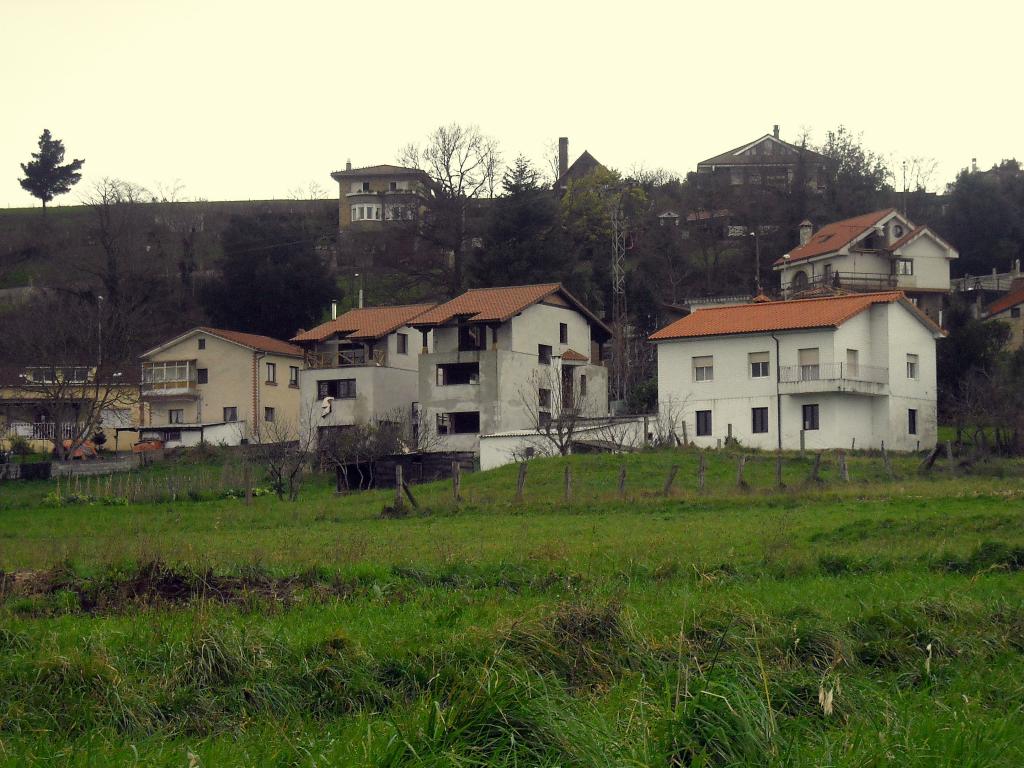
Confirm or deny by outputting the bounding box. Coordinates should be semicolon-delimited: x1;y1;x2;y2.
774;209;958;325
291;304;435;445
650;292;945;452
410;284;612;454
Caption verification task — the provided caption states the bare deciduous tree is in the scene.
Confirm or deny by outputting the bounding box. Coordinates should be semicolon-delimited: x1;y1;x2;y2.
518;366;599;457
247;402;319;500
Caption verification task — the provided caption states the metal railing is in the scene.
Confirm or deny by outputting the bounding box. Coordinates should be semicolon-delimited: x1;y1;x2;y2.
782;272;898;298
1;422;82;440
779;362;888;385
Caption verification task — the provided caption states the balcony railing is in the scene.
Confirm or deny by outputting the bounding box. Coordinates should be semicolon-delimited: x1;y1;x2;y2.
304;349;384;369
779;362;888;385
782;272;898;298
2;422;82;441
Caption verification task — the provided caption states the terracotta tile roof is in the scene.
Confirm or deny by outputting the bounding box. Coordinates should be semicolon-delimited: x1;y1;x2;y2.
412;284;613;338
986;283;1024;316
197;328;303;357
291;304;435;343
649;292;908;340
775;209;896;266
560;348;589;362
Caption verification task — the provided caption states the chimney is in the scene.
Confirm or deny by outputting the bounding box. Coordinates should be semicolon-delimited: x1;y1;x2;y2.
799;219;813;246
971;157;977;173
331;300;338;320
358;288;364;309
558;137;568;179
773;124;780;139
345;159;352;172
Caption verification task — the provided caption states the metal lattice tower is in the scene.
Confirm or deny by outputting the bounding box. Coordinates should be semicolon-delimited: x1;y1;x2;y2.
610;204;629;403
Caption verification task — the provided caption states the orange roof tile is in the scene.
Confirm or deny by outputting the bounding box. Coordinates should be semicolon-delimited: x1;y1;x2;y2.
291;304;435;343
649;292;909;340
986;283;1024;317
412;284;612;338
561;348;589;362
775;209;895;266
198;328;303;357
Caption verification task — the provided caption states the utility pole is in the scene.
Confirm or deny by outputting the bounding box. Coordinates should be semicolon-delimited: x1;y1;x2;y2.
610;203;628;405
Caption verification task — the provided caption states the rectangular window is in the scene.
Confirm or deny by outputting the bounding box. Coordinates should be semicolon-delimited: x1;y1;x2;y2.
895;258;914;275
396;332;408;354
289;366;299;386
361;181;370;191
266;362;277;384
749;351;769;378
168;409;184;424
198;338;206;350
798;348;820;381
559;323;568;344
389;181;397;191
538;344;552;366
318;379;356;398
906;354;919;379
1012;307;1021;318
223;406;237;422
580;375;587;397
538;388;551;409
846;349;860;377
908;408;918;435
696;410;712;436
436;362;479;385
264;407;275;422
802;404;819;431
438;411;479;434
752;407;769;434
197;368;208;384
693;355;713;382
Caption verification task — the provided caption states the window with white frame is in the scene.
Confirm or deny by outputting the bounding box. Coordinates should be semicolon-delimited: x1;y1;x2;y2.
906;354;919;379
289;366;299;386
168;409;184;424
351;204;382;222
693;355;714;382
266;362;277;384
895;258;914;275
749;351;769;378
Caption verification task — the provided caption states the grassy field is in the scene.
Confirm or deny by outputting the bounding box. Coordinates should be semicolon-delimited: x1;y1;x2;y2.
1;448;1022;766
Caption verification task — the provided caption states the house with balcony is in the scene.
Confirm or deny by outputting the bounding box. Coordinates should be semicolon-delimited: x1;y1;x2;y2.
290;303;436;445
138;328;302;448
650;292;944;452
0;365;142;454
410;284;612;453
330;162;431;231
774;209;958;324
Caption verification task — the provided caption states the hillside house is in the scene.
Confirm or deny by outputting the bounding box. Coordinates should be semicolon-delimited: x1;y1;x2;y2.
138;328;302;448
696;126;826;191
984;279;1024;349
650;292;944;452
330;162;430;231
290;304;435;445
774;209;958;324
554;137;609;196
411;284;612;453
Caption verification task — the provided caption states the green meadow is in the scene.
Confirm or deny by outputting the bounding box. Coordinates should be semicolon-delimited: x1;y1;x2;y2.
1;448;1022;766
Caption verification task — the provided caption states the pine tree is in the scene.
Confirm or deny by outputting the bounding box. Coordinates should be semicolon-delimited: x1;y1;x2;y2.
19;129;85;212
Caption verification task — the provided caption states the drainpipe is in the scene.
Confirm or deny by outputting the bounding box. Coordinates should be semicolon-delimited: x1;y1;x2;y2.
771;333;782;451
253;352;266;441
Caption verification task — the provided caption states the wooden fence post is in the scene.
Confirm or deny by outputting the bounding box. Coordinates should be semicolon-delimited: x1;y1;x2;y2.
945;440;956;474
617;464;627;499
881;441;894;480
919;445;942;473
394;465;404;512
736;455;748;489
775;450;784;488
697;451;706;492
663;465;679;496
851;437;856;451
808;452;822;483
838;450;849;482
563;465;573;503
244;463;252;506
799;430;806;458
516;462;528;502
681;421;689;446
451;461;461;502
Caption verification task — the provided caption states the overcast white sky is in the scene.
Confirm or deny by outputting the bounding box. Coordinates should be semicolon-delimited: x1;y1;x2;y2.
3;0;1022;208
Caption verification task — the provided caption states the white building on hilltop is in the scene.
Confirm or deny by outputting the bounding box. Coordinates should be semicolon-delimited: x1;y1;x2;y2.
650;292;944;452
